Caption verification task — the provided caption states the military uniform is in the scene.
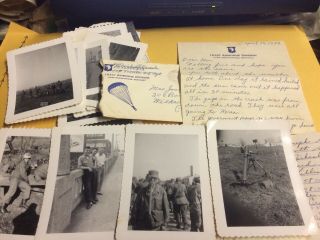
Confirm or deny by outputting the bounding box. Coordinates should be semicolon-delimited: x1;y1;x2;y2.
187;181;202;231
165;180;175;212
131;170;169;230
2;155;31;211
131;183;170;230
173;180;190;230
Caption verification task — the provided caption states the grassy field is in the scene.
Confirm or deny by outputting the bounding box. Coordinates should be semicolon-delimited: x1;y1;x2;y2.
218;145;304;226
14;79;73;114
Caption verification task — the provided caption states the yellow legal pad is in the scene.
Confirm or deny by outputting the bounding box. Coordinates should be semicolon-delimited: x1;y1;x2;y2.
0;23;319;133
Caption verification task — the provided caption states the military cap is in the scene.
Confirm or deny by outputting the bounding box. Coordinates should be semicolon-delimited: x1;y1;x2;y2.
148;170;159;178
23;152;31;159
193;176;200;183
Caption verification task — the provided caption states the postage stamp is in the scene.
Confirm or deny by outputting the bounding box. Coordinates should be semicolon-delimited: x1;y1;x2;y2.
206;120;318;237
116;124;215;240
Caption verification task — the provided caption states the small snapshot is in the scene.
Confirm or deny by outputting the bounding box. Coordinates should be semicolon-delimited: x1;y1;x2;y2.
5;38;82;124
207;120;317;237
36;126;125;240
117;125;215;240
0;128;51;239
100;61;182;122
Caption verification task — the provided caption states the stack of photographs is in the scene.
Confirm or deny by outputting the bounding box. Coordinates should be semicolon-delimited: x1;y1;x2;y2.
5;22;148;125
0;122;317;240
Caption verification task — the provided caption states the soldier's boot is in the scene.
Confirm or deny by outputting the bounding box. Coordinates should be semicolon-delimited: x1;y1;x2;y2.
20;199;28;209
0;204;9;214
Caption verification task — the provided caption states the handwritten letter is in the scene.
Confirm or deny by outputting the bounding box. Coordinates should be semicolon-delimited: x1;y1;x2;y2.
178;42;314;134
292;132;320;227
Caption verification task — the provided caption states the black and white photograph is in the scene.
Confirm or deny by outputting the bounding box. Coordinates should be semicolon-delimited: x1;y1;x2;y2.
0;128;51;240
81;37;147;109
5;38;82;124
86;46;104;90
79;39;108;99
109;43;140;61
117;125;215;240
207;120;317;237
107;40;147;63
36;126;125;240
89;22;127;37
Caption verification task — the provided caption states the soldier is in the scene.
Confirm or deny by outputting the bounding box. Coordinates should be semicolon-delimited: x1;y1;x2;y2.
134;174;150;195
0;152;32;214
131;170;170;231
78;147;98;209
165;178;175;212
173;177;190;230
187;176;202;232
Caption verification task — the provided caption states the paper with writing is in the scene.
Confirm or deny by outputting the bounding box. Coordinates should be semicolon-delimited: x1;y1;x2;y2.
100;60;182;122
292;132;320;228
178;42;314;134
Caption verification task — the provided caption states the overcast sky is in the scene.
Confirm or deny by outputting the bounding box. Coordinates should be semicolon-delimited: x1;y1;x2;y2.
15;43;71;91
133;133;199;180
70;133;124;153
217;130;281;146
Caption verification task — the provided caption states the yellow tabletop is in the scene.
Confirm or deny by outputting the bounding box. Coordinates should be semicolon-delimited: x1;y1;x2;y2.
0;23;319;132
0;22;319;240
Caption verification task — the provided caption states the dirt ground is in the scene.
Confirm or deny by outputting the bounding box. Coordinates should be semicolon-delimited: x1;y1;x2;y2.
0;191;43;235
218;145;304;226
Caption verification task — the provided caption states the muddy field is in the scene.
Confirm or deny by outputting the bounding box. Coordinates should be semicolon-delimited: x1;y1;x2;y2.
218;145;304;226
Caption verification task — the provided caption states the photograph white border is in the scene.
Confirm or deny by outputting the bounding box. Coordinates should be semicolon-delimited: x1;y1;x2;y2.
116;124;215;240
84;38;148;108
5;37;83;124
0;128;52;240
72;108;98;118
88;23;127;36
57;114;111;127
104;38;148;63
36;125;125;240
85;38;148;98
85;32;135;43
9;102;86;124
206;120;318;237
78;39;109;97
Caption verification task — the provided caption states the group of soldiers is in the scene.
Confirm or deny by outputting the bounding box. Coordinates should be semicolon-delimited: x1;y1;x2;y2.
130;170;203;232
20;81;64;99
77;146;108;209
